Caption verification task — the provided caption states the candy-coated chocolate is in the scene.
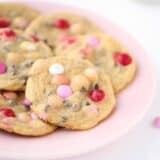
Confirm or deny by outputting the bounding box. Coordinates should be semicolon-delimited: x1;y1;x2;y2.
56;85;72;99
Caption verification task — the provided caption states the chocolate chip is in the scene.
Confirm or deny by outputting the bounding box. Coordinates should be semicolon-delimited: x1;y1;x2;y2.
18;35;27;41
48;44;54;50
7;64;17;75
94;83;99;89
80;87;87;92
85;101;90;106
24;105;30;111
72;103;81;112
63;100;72;107
43;39;54;50
43;22;52;27
43;39;48;44
44;104;50;112
94;62;101;66
44;88;53;96
1;45;10;52
22;60;34;68
113;62;119;67
18;75;28;80
60;116;68;123
81;100;90;106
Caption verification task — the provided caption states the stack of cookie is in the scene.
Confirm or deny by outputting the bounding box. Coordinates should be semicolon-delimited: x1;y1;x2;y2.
0;3;136;136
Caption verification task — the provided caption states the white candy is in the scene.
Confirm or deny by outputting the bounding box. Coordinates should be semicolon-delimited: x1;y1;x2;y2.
27;44;36;51
20;41;36;51
49;63;64;75
84;67;98;82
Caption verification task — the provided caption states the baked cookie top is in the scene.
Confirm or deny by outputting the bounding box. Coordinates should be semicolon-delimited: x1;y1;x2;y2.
0;3;39;30
25;12;103;51
54;32;136;93
26;57;115;130
0;91;55;136
0;28;53;90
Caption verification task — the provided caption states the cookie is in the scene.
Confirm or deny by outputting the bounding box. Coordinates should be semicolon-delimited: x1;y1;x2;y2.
0;3;39;30
0;28;53;90
25;12;102;50
0;91;55;136
54;32;136;93
26;57;116;130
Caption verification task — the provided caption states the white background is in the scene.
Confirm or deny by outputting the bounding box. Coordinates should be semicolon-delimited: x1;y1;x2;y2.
46;0;160;160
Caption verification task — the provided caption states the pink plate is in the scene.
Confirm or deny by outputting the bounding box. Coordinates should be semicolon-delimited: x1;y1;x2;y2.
0;1;156;160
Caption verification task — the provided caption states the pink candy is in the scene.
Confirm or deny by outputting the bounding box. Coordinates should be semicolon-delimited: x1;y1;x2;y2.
22;98;31;107
0;61;7;74
88;105;98;114
30;113;38;120
56;85;72;99
39;112;47;120
86;36;100;47
18;19;28;29
153;117;160;128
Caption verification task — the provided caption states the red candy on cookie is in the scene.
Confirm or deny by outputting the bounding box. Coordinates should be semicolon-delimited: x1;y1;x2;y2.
114;52;132;66
0;108;16;117
0;29;16;39
54;18;70;29
30;34;40;42
0;17;10;28
88;88;105;102
65;35;76;44
59;33;76;45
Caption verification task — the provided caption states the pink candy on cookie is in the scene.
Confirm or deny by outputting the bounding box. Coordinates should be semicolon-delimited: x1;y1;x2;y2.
39;111;47;120
56;85;72;99
30;112;38;120
87;105;98;114
22;98;31;108
0;61;7;74
86;36;100;47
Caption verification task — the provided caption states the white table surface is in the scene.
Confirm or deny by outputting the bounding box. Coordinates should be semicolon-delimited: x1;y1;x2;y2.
45;0;160;160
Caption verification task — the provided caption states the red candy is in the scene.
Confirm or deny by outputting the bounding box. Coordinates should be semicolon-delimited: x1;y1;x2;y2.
0;29;16;39
0;17;10;28
54;19;70;29
114;52;132;66
66;36;76;44
88;89;105;102
59;33;76;44
0;108;16;117
4;30;16;37
30;34;40;42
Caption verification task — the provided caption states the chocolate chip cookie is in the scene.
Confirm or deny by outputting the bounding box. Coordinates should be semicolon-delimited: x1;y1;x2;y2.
26;57;115;130
0;3;39;30
0;28;53;90
0;91;56;136
54;32;136;92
